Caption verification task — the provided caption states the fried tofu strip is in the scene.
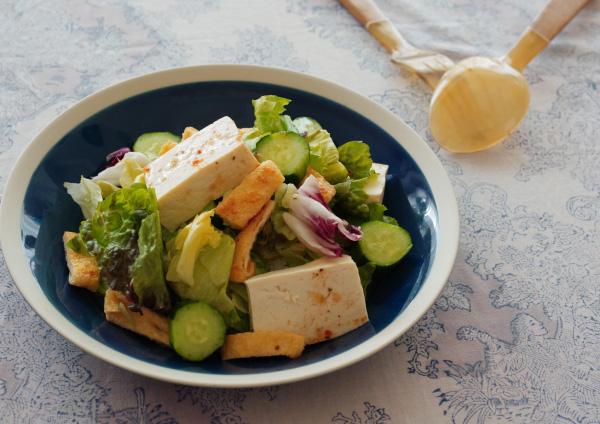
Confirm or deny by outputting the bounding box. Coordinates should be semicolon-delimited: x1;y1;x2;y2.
303;167;336;203
158;140;178;156
230;201;275;282
222;331;305;360
182;126;198;140
63;232;100;292
215;160;284;230
104;289;169;346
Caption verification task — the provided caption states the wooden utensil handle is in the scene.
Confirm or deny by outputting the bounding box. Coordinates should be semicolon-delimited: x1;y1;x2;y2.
339;0;410;53
506;0;590;72
531;0;590;42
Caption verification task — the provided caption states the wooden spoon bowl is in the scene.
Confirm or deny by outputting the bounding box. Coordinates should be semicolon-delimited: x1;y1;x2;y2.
429;57;530;153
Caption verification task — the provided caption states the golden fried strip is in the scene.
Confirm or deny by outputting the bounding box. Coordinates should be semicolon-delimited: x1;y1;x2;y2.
159;140;178;156
182;126;198;140
303;166;336;203
222;331;305;360
215;160;284;230
63;232;100;292
104;289;169;346
230;200;275;282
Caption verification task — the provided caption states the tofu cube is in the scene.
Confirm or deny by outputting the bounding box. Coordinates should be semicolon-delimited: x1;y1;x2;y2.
244;255;369;344
363;163;388;203
145;117;259;231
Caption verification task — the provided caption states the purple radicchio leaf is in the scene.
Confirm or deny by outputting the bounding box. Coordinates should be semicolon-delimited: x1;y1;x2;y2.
283;176;362;257
106;147;130;167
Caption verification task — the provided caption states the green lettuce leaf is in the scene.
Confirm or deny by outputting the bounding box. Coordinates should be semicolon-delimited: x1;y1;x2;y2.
307;130;348;184
368;202;387;221
331;177;370;221
271;183;298;240
252;95;292;134
253;218;317;271
338;141;373;179
358;262;377;292
64;177;103;220
166;212;245;329
130;212;170;311
77;183;171;311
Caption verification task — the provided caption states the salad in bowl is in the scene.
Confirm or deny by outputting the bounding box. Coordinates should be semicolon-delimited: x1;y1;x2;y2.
62;95;412;363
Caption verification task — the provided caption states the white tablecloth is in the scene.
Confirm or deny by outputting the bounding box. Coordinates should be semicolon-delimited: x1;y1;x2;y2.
2;0;600;422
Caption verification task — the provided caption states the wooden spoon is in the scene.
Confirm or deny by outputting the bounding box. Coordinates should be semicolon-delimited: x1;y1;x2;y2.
430;0;590;152
340;0;591;153
339;0;454;88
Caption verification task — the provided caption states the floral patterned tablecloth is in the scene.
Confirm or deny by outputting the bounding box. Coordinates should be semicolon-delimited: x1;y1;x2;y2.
2;1;600;423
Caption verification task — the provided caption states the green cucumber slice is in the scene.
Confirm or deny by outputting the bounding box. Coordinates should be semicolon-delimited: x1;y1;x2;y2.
132;132;180;160
358;221;412;266
293;117;322;137
169;302;226;361
255;131;309;183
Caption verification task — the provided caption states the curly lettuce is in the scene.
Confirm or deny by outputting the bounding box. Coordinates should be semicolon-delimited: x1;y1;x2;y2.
306;130;348;184
338;141;373;179
74;183;170;311
252;95;294;134
64;177;103;220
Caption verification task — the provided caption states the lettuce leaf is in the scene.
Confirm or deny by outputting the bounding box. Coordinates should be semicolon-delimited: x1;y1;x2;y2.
331;177;370;221
358;262;377;292
307;130;348;184
338;141;373;179
64;177;103;220
93;152;149;187
130;211;170;311
77;183;170;311
166;212;245;329
271;183;298;240
253;219;317;271
252;95;292;134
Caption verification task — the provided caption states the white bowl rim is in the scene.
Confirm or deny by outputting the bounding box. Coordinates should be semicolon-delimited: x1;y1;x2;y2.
0;64;459;388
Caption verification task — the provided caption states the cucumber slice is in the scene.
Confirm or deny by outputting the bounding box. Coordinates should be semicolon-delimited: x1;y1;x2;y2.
255;131;309;183
133;132;180;160
358;221;412;266
169;302;226;361
293;117;322;137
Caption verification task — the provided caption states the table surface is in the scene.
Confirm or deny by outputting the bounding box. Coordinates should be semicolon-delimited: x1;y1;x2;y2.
2;0;600;423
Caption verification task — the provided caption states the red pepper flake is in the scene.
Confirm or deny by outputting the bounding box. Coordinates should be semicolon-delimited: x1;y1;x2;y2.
324;329;333;339
196;149;203;155
192;158;203;166
143;166;150;173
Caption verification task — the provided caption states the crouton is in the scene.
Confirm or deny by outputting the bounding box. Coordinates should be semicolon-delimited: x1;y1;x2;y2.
158;140;178;156
221;331;305;360
215;160;284;230
104;289;169;346
230;201;275;282
182;126;198;140
303;167;336;203
63;232;100;292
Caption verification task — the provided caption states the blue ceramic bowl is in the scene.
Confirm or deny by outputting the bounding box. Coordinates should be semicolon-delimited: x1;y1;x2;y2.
1;65;458;387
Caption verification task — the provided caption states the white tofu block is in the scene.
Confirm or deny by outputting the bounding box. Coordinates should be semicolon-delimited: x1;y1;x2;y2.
244;255;369;344
145;117;259;231
363;162;388;203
